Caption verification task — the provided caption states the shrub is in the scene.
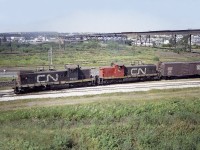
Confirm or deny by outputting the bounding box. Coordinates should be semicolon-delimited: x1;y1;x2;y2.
153;56;160;61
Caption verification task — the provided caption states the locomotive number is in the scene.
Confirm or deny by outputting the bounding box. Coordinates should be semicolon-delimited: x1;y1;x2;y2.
131;68;146;75
70;78;77;81
37;74;59;83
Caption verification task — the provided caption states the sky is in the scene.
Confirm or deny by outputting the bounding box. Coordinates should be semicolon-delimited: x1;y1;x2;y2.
0;0;200;33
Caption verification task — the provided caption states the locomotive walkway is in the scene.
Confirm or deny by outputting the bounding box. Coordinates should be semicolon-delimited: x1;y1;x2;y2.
0;79;200;102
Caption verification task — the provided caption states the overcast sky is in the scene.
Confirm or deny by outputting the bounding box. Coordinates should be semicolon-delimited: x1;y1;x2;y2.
0;0;199;33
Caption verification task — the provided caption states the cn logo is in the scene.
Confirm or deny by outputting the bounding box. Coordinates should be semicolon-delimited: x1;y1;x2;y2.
131;68;147;75
37;74;59;83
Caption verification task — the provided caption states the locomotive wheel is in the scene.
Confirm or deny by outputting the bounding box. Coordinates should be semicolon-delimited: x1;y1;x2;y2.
14;87;22;94
14;88;20;94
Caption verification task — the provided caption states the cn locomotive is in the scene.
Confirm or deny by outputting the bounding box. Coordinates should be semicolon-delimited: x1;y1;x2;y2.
13;61;200;94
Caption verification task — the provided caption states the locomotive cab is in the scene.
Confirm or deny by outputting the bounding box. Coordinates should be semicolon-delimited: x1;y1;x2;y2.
99;63;125;78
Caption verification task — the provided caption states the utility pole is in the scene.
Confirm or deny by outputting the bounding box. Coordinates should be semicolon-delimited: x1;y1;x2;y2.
48;47;53;66
10;41;12;53
64;40;66;51
189;34;192;52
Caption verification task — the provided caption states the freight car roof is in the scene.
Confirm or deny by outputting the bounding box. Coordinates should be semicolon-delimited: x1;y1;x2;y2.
161;61;200;64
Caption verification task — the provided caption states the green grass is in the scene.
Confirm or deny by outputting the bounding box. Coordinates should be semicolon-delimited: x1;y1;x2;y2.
1;42;200;68
0;88;200;149
0;77;13;82
0;77;14;90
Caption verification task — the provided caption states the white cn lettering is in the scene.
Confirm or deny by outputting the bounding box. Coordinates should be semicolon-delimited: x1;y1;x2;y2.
37;75;46;83
138;68;146;75
37;74;58;83
47;74;58;82
131;68;147;75
131;68;138;75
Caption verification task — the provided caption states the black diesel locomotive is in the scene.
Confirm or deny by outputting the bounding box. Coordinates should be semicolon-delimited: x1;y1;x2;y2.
14;61;200;94
14;65;95;94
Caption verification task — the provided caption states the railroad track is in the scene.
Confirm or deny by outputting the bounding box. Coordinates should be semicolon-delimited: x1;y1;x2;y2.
0;81;14;87
0;79;200;102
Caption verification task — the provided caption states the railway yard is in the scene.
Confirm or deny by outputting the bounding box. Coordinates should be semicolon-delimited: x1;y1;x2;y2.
2;0;200;148
1;31;200;149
